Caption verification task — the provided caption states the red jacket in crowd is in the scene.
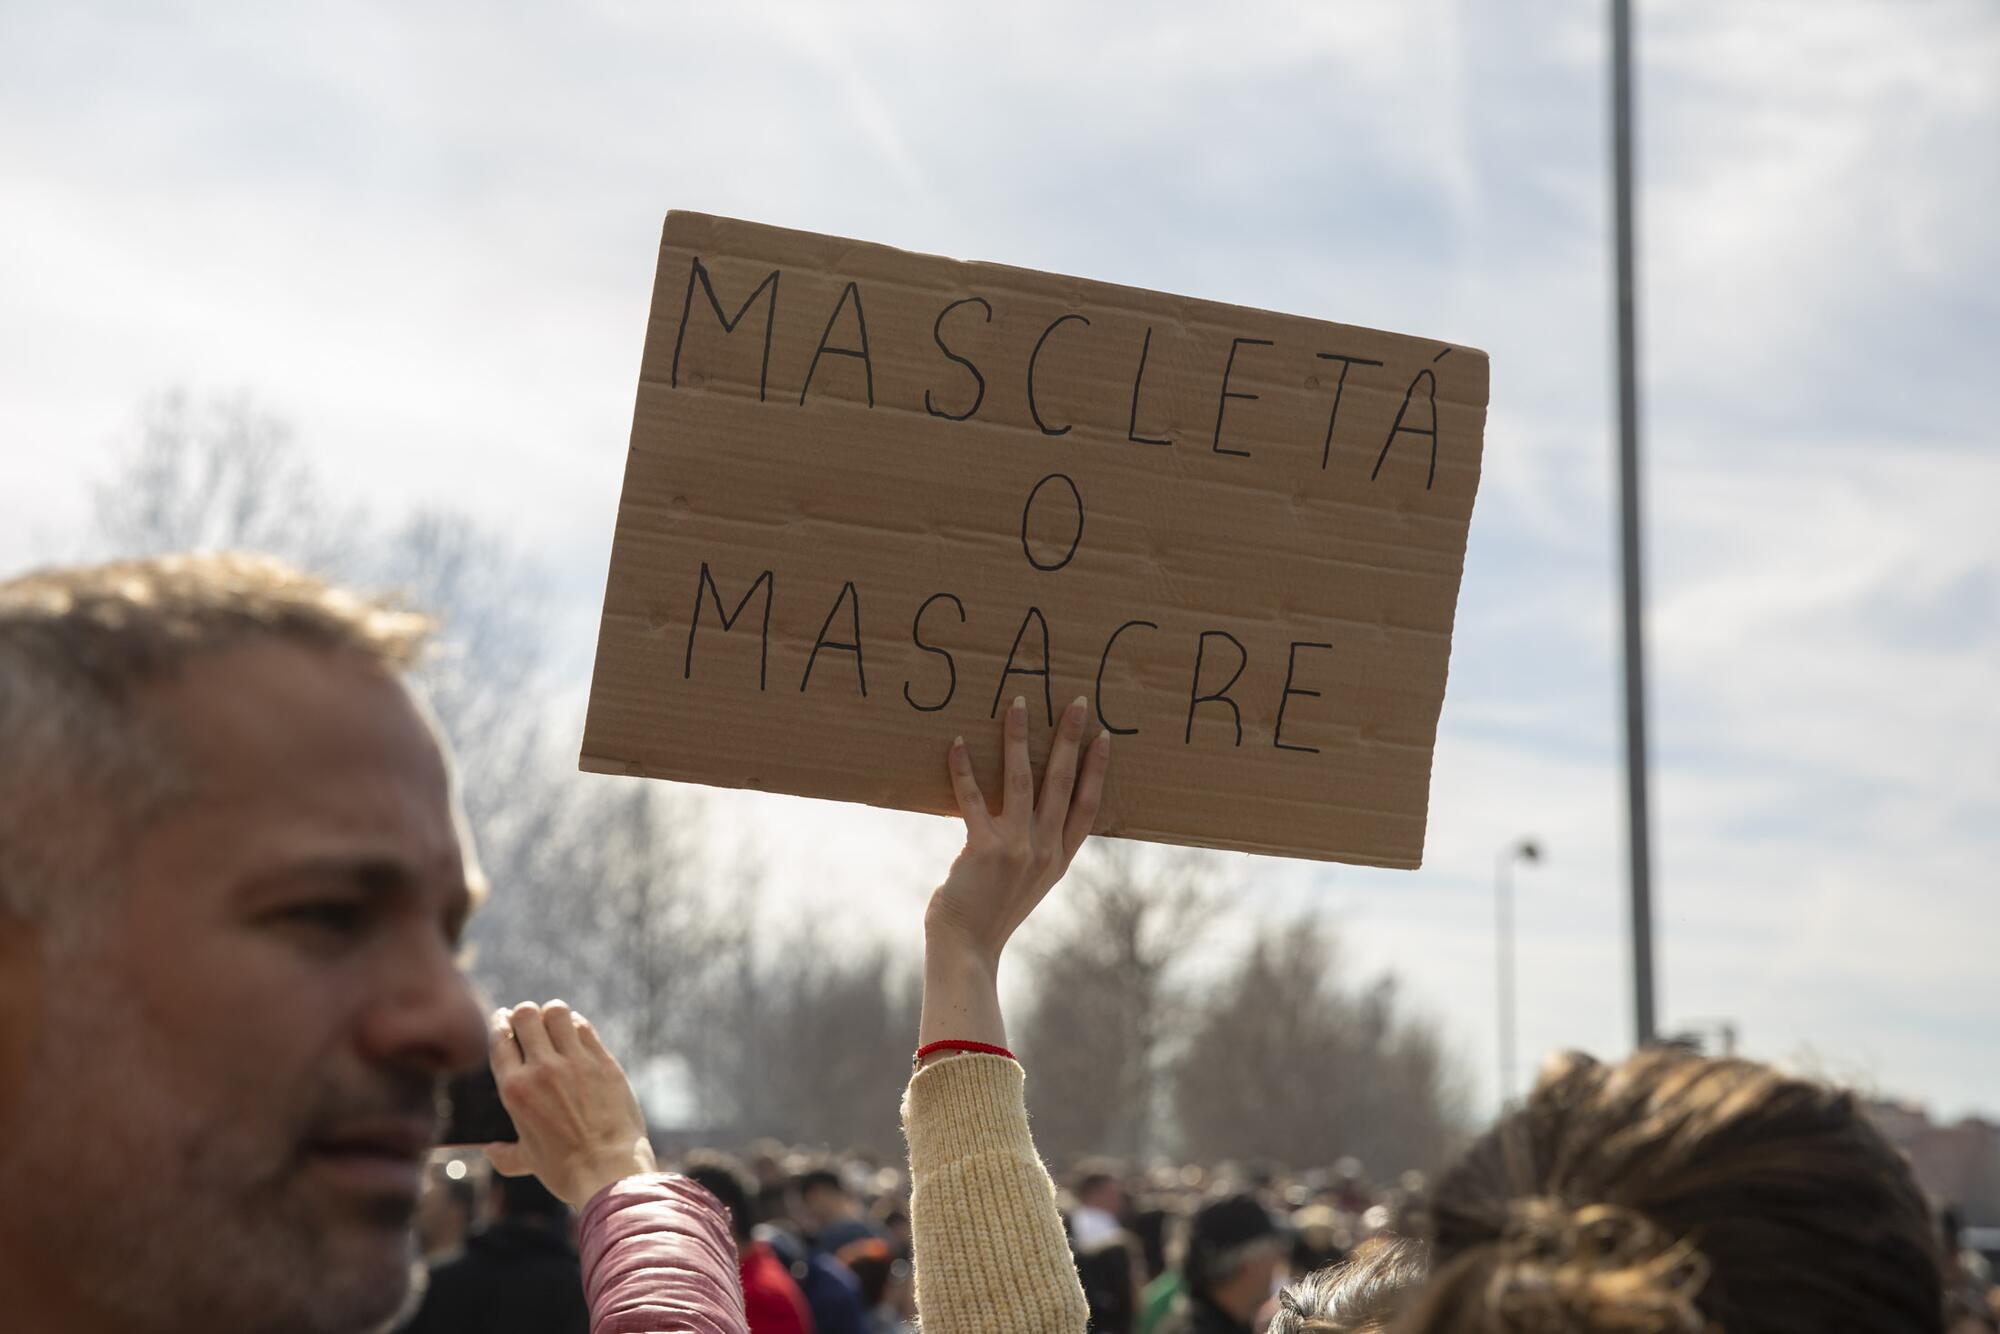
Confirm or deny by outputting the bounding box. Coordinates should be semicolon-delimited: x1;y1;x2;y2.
737;1239;817;1334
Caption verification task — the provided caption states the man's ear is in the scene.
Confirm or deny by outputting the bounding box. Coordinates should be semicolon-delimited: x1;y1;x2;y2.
0;916;47;1129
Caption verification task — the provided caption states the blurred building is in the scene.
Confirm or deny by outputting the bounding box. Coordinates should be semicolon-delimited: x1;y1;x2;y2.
1866;1099;2000;1227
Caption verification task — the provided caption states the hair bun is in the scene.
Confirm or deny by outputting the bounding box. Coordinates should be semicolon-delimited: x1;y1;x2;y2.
1489;1198;1714;1333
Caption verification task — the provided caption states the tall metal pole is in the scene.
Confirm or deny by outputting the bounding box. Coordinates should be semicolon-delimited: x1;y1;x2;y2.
1612;0;1658;1047
1496;839;1541;1105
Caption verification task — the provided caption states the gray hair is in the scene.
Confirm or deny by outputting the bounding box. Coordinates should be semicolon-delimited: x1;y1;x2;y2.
1270;1236;1429;1334
0;552;432;918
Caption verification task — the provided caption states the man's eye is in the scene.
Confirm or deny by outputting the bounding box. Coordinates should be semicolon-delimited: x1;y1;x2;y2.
284;901;369;934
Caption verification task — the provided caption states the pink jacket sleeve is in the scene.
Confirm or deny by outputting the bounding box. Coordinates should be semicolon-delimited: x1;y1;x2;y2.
578;1173;749;1334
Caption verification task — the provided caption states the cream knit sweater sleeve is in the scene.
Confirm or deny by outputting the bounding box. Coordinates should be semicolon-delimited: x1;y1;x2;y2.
901;1053;1091;1333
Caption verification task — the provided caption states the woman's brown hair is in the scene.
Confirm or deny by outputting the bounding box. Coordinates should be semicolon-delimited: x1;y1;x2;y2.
1396;1048;1942;1333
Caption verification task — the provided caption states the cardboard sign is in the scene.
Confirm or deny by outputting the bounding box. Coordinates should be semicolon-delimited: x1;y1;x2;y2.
582;212;1487;867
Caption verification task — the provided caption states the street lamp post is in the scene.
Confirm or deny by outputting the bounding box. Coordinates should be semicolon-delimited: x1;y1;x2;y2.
1496;838;1542;1107
1611;0;1658;1050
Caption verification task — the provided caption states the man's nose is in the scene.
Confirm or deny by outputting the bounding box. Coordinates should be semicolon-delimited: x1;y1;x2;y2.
362;932;491;1076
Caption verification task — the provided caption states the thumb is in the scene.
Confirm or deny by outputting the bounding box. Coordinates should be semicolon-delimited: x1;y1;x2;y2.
483;1141;533;1178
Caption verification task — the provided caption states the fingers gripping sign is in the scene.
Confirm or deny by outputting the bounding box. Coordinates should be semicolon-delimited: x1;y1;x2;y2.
1042;693;1106;863
920;695;1109;1054
482;1000;658;1209
929;693;1111;980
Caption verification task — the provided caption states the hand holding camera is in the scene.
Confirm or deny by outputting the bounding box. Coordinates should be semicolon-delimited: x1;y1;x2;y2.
480;1000;657;1210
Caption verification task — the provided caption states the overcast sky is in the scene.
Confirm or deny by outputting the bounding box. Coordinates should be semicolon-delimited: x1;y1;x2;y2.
3;0;1996;1121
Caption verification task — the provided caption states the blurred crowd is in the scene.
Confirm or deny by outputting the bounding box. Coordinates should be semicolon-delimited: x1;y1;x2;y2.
390;1136;1424;1334
397;1137;2000;1334
400;1144;922;1334
393;1140;1414;1334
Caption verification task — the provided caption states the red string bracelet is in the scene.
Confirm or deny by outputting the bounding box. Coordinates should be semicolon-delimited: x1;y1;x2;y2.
914;1039;1016;1068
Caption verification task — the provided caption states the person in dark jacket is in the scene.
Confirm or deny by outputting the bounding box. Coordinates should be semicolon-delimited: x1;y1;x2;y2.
763;1226;869;1334
1075;1234;1141;1334
398;1173;588;1334
795;1166;885;1255
1157;1195;1288;1334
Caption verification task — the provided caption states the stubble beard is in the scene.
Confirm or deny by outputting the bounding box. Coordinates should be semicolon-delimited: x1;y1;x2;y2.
0;975;418;1334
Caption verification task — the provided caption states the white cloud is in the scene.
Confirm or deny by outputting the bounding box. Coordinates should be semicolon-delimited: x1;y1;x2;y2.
1642;0;2000;426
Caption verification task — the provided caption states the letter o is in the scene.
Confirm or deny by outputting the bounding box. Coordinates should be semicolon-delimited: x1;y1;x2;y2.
1020;473;1085;572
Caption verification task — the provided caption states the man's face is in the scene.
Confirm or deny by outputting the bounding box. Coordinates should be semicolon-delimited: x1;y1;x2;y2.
0;641;488;1334
800;1182;845;1227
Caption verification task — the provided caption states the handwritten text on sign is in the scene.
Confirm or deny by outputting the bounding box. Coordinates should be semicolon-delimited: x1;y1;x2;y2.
582;213;1488;867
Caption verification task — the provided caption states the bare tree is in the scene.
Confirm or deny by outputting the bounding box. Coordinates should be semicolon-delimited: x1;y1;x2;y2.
682;929;922;1155
469;780;729;1085
85;389;556;858
88;393;550;786
363;508;571;952
1014;843;1221;1164
1172;919;1469;1177
373;508;551;749
90;389;356;571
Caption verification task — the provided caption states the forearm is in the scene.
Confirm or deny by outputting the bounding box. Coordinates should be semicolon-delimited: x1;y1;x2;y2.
918;933;1007;1049
579;1174;748;1334
901;703;1104;1333
902;1055;1089;1334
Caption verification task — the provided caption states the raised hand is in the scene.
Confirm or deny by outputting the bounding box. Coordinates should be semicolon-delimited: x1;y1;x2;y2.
482;1000;657;1209
918;694;1111;1049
